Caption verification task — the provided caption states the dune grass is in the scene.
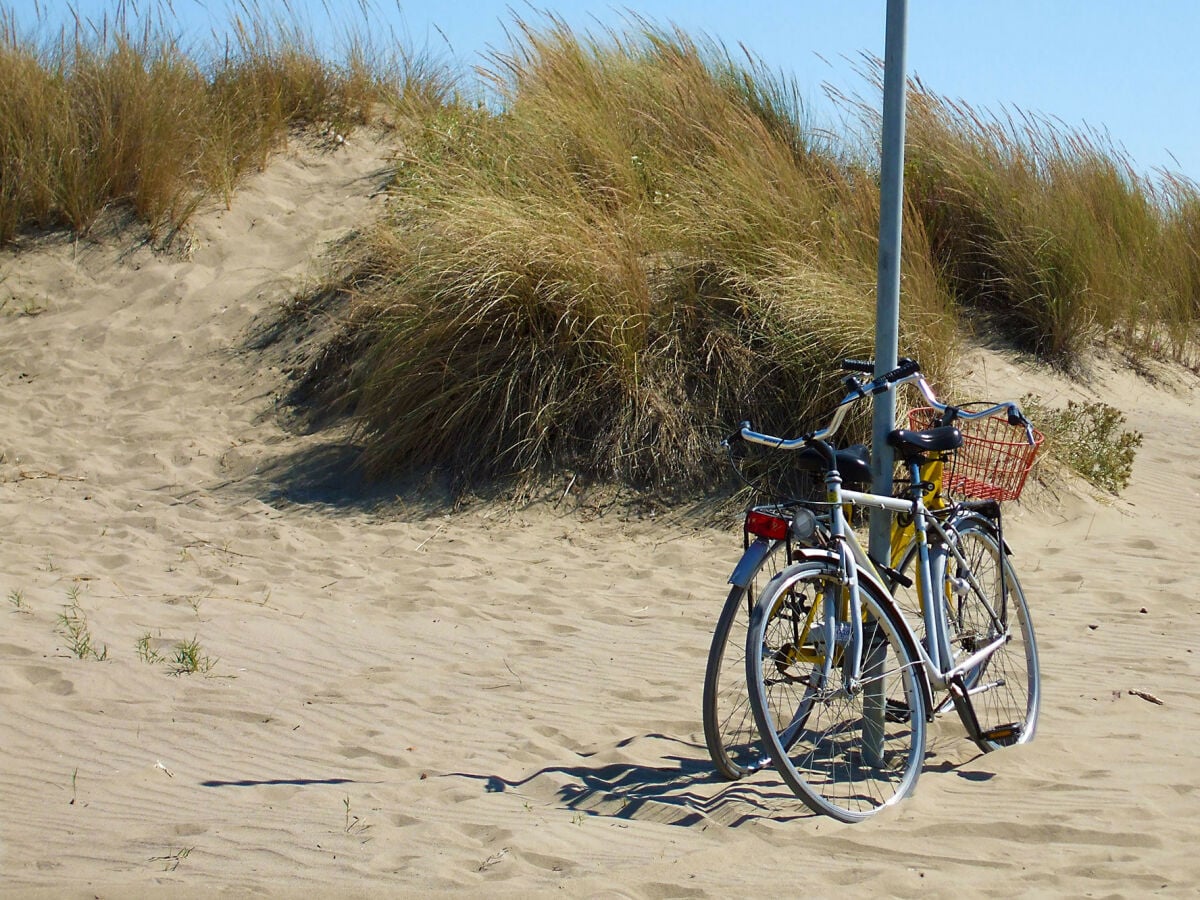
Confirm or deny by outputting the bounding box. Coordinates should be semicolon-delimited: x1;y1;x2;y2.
902;78;1200;366
292;18;956;494
0;2;454;245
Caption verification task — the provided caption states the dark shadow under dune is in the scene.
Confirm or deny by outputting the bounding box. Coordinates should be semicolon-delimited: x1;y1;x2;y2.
215;437;464;517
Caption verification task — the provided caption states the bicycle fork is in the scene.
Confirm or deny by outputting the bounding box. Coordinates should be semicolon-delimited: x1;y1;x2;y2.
828;497;865;695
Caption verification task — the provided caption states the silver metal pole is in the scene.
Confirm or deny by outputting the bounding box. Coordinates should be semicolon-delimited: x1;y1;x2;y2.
868;0;908;564
864;0;908;770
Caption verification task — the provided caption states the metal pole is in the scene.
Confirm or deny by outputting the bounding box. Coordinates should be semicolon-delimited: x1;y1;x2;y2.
864;0;908;770
868;0;908;564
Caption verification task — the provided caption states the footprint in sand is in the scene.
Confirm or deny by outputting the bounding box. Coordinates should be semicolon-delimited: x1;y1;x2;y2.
22;665;74;695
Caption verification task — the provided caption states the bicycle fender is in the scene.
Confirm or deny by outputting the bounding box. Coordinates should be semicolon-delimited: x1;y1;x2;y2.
727;538;774;587
791;546;839;565
789;546;896;597
950;510;1013;556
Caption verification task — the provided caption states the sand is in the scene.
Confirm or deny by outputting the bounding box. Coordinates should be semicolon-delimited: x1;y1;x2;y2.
1;134;1198;898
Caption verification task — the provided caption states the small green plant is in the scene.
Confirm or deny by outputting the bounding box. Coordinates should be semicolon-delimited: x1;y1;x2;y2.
1024;395;1143;493
7;588;28;612
170;636;216;675
135;632;164;664
56;597;107;660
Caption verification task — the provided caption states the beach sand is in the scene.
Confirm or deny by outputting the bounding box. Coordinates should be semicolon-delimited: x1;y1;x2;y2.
1;135;1197;898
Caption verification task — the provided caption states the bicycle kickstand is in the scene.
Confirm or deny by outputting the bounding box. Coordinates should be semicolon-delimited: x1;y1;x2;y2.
948;674;1022;750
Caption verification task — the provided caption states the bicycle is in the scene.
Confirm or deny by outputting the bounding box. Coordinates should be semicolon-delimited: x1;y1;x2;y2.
730;358;1040;821
702;402;927;781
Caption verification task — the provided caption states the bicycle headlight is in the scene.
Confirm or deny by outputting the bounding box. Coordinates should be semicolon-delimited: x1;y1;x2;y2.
789;507;817;541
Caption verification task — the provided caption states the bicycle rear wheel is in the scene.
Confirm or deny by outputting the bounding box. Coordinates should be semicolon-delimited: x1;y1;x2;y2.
703;538;787;779
746;560;927;821
945;517;1040;749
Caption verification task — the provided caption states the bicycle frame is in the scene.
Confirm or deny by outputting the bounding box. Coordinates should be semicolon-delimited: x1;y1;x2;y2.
833;475;1012;702
732;362;1028;699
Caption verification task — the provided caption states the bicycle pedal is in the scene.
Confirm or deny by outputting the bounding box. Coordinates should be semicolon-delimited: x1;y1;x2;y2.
884;698;911;723
875;561;913;590
978;723;1022;746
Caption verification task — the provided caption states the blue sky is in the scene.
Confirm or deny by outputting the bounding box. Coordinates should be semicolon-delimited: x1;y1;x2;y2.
19;1;1200;181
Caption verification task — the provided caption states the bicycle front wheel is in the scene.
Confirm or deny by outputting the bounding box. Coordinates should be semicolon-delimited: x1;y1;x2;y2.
746;560;927;821
703;538;787;779
945;517;1040;750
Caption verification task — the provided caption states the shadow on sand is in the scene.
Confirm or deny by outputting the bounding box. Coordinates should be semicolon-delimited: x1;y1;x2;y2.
447;733;812;828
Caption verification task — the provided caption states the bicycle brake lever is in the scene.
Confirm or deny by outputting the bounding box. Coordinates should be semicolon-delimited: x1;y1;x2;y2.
721;421;751;449
842;375;868;399
1006;405;1037;446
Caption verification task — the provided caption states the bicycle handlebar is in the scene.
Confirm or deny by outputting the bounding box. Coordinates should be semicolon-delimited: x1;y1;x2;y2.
729;357;1035;451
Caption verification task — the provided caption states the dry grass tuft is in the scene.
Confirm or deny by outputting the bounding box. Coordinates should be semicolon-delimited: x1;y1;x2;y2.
6;7;1187;496
901;76;1200;366
0;1;455;244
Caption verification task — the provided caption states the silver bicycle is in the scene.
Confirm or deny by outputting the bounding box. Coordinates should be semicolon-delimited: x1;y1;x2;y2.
730;358;1040;821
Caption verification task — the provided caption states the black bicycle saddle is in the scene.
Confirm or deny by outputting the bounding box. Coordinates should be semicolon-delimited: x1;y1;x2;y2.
796;443;873;485
886;425;963;461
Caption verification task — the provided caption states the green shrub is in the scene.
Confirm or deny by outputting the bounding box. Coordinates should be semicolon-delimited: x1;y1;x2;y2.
1023;395;1143;493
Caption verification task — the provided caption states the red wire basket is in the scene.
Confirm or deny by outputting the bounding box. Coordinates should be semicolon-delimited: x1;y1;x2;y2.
907;407;1044;502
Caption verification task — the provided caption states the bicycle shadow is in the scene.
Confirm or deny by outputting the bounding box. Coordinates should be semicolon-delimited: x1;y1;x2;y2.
448;732;999;827
446;733;812;828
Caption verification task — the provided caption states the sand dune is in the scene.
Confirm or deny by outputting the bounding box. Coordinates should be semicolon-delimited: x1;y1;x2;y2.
1;134;1198;897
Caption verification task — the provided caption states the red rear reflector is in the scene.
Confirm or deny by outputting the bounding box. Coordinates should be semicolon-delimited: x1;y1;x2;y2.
745;510;789;540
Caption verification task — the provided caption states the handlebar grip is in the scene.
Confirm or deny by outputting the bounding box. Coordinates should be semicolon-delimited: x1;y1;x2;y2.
882;357;921;382
842;358;875;374
867;357;922;395
1006;405;1037;445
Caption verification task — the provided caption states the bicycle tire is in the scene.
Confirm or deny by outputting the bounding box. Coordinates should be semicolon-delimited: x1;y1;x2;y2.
702;538;788;779
944;515;1040;750
746;558;927;821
